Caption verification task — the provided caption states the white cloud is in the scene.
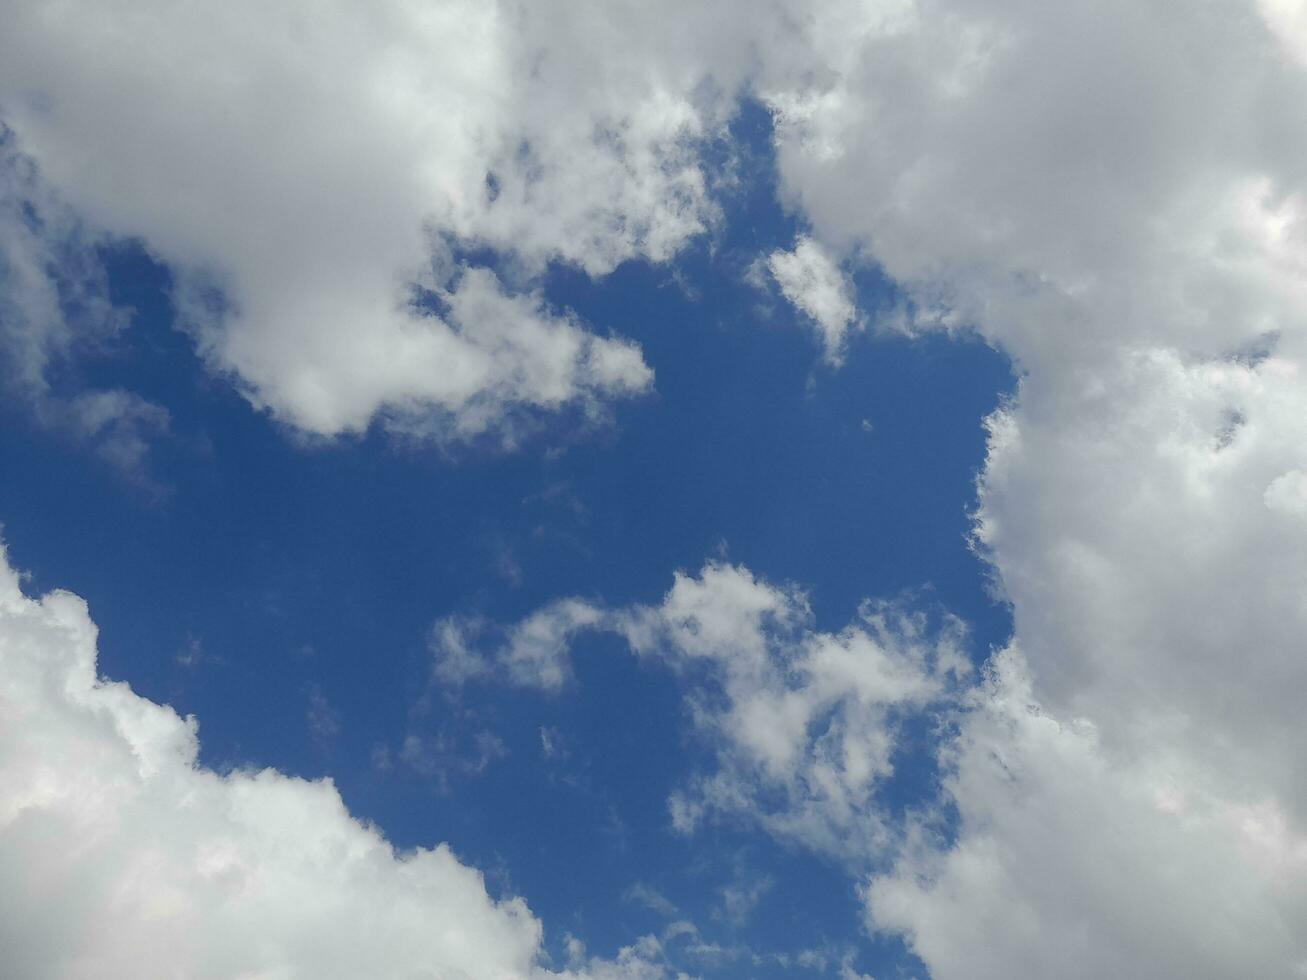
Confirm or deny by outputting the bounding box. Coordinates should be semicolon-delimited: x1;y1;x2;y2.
8;0;1307;974
436;561;970;861
1261;0;1307;65
615;565;969;859
869;335;1307;977
971;349;1307;813
555;935;689;980
2;0;932;443
765;237;860;361
718;872;773;927
0;0;717;441
761;3;1307;369
464;542;1307;976
430;615;495;687
500;599;608;690
867;648;1307;979
0;541;679;980
431;597;604;691
739;2;1307;973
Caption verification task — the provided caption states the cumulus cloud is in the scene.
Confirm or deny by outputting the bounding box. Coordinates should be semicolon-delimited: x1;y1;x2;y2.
870;337;1307;977
431;596;606;691
765;237;860;361
737;2;1307;973
972;349;1307;813
867;648;1307;979
432;561;970;860
0;0;710;441
616;565;969;858
762;2;1307;366
0;541;683;980
0;0;922;443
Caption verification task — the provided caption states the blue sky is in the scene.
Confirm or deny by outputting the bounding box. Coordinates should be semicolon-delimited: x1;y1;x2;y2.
2;107;1012;976
4;4;1307;979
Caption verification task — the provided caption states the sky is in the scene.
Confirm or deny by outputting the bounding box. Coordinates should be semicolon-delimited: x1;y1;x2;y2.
2;2;1307;979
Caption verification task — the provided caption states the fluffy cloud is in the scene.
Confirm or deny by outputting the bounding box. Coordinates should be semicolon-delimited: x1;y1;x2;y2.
863;334;1307;979
762;1;1307;366
433;597;607;691
867;648;1307;979
0;0;927;442
0;0;718;440
431;562;970;861
0;541;679;980
973;349;1307;814
764;237;860;361
616;565;969;859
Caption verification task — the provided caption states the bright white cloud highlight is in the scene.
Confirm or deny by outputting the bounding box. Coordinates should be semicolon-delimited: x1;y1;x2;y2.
1261;0;1307;65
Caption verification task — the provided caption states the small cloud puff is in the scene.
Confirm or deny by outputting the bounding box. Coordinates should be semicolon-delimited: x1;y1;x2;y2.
765;237;861;363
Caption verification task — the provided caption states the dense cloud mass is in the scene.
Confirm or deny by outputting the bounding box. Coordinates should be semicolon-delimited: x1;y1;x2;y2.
4;0;1307;976
868;648;1307;979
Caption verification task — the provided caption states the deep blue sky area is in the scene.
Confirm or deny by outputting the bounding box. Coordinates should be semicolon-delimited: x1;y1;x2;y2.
0;111;1013;976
